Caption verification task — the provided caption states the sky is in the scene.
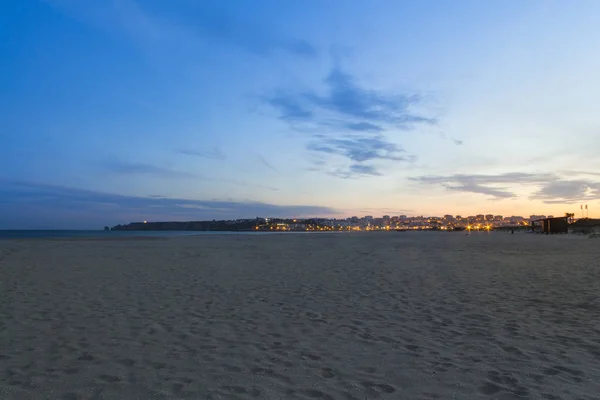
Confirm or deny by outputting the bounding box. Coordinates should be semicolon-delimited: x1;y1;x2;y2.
2;0;600;229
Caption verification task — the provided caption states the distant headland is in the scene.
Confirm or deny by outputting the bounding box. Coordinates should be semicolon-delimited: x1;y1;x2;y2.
110;218;350;232
111;220;257;232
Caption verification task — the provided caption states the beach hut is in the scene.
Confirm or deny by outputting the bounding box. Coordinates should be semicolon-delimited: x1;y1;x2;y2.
535;216;569;234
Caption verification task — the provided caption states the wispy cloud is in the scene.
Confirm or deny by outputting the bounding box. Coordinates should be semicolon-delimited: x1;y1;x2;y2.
45;0;163;45
531;180;600;204
343;122;383;132
438;131;464;146
46;0;317;58
304;67;435;125
266;66;434;129
352;207;414;215
411;171;600;204
257;155;279;173
0;180;337;229
410;172;557;199
264;65;434;178
103;159;279;191
560;170;600;177
105;160;196;178
189;4;317;57
265;95;314;121
178;147;226;160
331;164;383;179
307;135;411;163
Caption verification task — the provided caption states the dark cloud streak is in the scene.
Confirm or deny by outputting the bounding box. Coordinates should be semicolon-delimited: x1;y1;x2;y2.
105;161;196;178
257;155;279;174
178;147;226;160
0;180;337;229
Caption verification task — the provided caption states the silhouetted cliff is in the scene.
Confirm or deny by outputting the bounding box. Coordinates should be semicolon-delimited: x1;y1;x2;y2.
111;220;257;232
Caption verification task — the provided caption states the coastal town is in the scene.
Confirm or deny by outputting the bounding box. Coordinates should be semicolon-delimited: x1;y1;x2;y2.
250;214;555;231
111;213;580;232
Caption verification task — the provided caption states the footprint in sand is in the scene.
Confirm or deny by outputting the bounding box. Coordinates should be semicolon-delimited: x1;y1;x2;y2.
77;352;95;362
300;352;322;361
553;365;584;376
360;381;396;393
63;367;79;375
222;363;243;373
98;374;121;383
478;381;503;395
302;388;335;399
321;367;335;378
221;385;247;394
116;358;136;367
360;366;377;374
61;393;81;400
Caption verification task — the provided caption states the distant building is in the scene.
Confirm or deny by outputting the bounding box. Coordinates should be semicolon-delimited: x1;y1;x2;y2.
494;215;503;221
485;214;494;221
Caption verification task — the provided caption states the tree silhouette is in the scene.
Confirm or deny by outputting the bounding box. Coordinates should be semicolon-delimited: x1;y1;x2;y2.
565;213;575;224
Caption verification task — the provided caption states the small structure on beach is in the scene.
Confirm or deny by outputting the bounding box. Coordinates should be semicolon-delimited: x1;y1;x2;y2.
532;216;569;234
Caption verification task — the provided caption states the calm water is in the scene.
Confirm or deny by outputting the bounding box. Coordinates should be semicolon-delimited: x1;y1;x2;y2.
0;230;334;240
0;230;268;240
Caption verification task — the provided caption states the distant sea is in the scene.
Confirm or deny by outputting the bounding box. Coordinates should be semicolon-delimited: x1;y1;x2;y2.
0;230;334;240
0;230;269;240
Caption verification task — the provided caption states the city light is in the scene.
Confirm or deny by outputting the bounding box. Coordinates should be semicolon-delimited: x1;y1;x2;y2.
246;213;538;233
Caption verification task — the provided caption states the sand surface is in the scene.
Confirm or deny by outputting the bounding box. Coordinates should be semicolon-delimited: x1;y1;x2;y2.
1;232;599;399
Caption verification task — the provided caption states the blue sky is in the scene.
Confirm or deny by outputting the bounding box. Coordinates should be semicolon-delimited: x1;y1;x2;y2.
2;0;600;228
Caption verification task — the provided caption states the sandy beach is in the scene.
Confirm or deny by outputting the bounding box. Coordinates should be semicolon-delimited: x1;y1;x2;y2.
1;231;599;399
